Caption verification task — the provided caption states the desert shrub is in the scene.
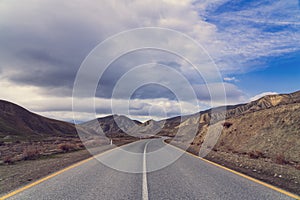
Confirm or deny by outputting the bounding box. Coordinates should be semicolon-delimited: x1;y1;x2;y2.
275;154;289;165
249;150;264;159
77;143;85;148
58;143;77;152
227;147;233;152
219;141;225;146
212;147;218;152
3;155;15;164
22;147;41;160
222;122;233;128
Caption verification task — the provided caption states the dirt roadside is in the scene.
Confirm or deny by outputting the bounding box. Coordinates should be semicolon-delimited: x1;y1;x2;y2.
204;151;300;196
0;139;135;196
167;140;300;196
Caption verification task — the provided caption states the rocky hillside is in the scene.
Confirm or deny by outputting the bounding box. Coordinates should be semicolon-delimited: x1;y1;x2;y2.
164;90;300;195
177;90;300;127
169;90;300;164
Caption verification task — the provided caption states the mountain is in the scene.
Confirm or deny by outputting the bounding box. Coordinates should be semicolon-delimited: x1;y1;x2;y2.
81;115;140;138
1;90;299;151
170;90;300;130
81;115;164;138
168;90;300;163
0;100;80;141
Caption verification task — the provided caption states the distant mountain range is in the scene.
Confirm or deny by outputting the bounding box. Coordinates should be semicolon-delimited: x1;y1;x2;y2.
1;90;300;154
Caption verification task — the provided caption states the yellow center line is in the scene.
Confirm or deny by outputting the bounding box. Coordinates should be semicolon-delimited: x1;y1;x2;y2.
0;141;140;200
2;139;299;200
164;141;300;200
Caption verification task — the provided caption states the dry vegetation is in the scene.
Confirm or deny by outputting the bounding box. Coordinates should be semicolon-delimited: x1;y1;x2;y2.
0;136;138;195
0;137;85;165
168;103;300;195
0;135;139;166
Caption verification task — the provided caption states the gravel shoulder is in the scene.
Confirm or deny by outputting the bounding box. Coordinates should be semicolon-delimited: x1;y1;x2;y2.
0;139;135;196
167;140;300;196
205;151;300;196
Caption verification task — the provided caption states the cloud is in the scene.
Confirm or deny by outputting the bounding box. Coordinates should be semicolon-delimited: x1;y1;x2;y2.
250;92;278;101
223;77;238;82
204;0;300;74
192;82;246;105
0;0;298;121
0;0;220;96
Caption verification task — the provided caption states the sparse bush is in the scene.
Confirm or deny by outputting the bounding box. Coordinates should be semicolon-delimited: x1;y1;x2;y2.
219;141;225;146
222;122;233;128
77;143;85;149
58;143;77;152
227;147;233;152
3;155;14;164
249;150;264;159
22;147;41;160
212;147;218;152
275;154;289;165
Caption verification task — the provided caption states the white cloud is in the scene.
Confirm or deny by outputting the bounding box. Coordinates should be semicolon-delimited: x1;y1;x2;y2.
204;0;300;74
0;75;247;122
0;0;298;121
223;76;238;82
250;92;278;101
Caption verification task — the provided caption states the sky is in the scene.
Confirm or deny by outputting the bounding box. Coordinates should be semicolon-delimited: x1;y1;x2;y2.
0;0;299;122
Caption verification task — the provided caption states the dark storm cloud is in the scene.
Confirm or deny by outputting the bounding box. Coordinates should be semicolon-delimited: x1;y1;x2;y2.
0;0;125;96
17;50;69;67
0;1;241;103
0;0;254;122
0;30;96;96
0;25;101;94
95;50;186;100
130;84;177;100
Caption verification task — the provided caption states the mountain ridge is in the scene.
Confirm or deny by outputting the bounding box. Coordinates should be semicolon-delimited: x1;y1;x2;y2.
1;90;299;141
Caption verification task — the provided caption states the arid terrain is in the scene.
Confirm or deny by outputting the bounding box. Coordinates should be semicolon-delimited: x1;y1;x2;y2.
165;91;300;195
0;100;138;195
1;90;299;195
0;100;140;165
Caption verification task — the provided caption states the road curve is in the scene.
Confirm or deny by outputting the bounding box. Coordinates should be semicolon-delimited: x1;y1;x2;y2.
3;138;298;200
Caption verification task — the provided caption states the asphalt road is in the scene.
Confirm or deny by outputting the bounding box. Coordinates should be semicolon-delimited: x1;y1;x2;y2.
4;139;297;200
